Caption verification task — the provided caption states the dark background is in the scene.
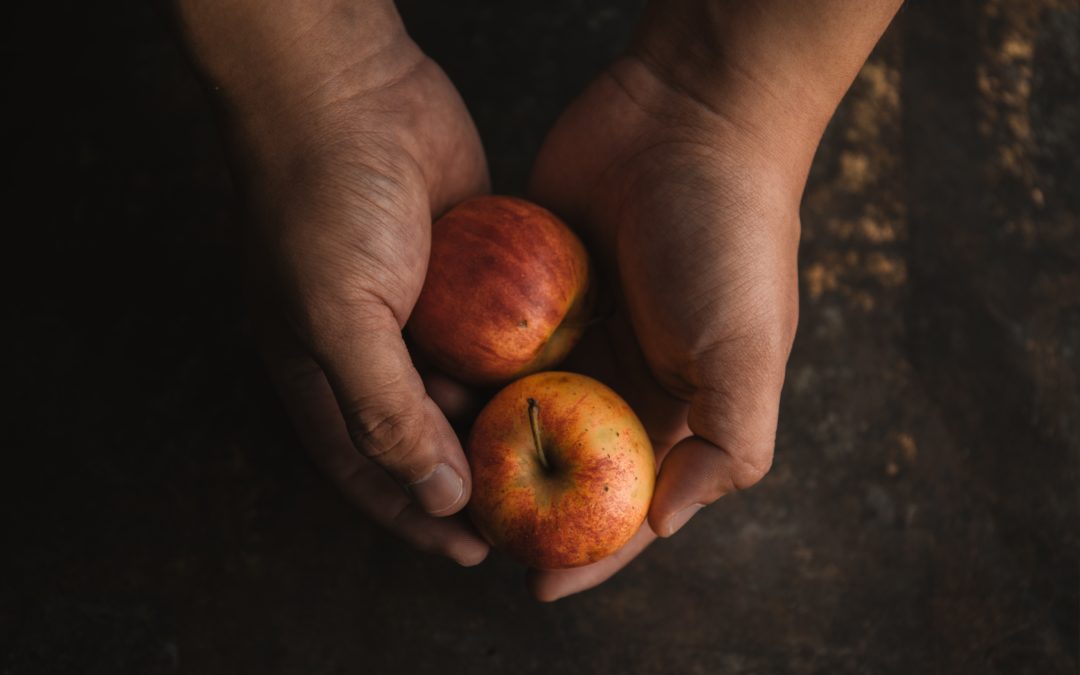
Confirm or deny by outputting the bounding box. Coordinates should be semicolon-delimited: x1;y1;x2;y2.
4;1;1079;673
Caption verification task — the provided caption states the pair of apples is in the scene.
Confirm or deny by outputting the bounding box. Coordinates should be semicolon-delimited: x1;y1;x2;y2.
409;196;655;570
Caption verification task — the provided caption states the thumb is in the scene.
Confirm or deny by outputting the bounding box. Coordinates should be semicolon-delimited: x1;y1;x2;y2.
647;340;789;537
308;300;471;516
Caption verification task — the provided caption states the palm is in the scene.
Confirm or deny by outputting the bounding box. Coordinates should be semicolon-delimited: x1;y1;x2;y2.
526;57;800;598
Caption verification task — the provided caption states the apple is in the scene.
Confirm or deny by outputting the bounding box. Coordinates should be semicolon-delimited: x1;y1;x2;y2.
467;371;655;569
408;195;593;386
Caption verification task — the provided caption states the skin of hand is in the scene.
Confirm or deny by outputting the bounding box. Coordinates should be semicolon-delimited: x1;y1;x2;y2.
524;0;903;601
175;0;902;592
175;0;492;565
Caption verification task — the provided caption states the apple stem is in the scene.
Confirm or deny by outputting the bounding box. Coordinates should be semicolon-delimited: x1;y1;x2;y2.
527;398;549;470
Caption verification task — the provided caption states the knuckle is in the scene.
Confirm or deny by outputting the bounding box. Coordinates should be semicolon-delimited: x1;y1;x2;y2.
727;446;774;491
347;405;424;467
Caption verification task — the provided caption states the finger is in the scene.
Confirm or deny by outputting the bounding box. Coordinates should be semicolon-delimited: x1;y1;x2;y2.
526;522;657;602
262;326;489;565
338;465;489;567
307;300;472;516
648;342;788;537
421;372;478;424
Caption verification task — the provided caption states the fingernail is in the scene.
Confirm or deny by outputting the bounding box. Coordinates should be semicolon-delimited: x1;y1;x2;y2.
663;503;705;537
409;463;464;514
453;544;489;568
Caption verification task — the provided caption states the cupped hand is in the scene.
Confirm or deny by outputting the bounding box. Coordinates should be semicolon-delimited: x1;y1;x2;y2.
525;55;806;600
239;35;491;565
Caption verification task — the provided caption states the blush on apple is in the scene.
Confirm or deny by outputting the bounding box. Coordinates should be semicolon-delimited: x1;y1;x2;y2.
466;371;655;569
408;195;592;386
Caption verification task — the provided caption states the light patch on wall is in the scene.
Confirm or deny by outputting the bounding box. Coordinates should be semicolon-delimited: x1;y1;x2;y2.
801;51;906;313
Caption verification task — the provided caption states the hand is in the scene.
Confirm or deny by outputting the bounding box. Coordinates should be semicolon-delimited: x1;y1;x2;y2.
176;2;492;565
524;0;901;600
524;60;806;600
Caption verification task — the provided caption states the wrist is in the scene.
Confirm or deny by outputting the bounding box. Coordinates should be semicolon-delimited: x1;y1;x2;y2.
174;0;411;123
603;50;825;204
174;0;434;186
629;0;901;182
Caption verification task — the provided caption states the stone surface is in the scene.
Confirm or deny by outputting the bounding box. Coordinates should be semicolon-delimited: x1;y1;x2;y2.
4;1;1078;673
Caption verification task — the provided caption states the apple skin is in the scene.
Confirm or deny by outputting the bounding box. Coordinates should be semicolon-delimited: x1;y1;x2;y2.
467;371;655;569
408;195;592;386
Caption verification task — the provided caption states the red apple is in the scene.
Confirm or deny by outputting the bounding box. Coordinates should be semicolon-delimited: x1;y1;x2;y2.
467;371;655;569
409;195;592;386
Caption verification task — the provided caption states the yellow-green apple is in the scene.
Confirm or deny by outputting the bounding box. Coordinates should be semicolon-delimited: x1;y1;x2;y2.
408;195;592;386
467;371;655;569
